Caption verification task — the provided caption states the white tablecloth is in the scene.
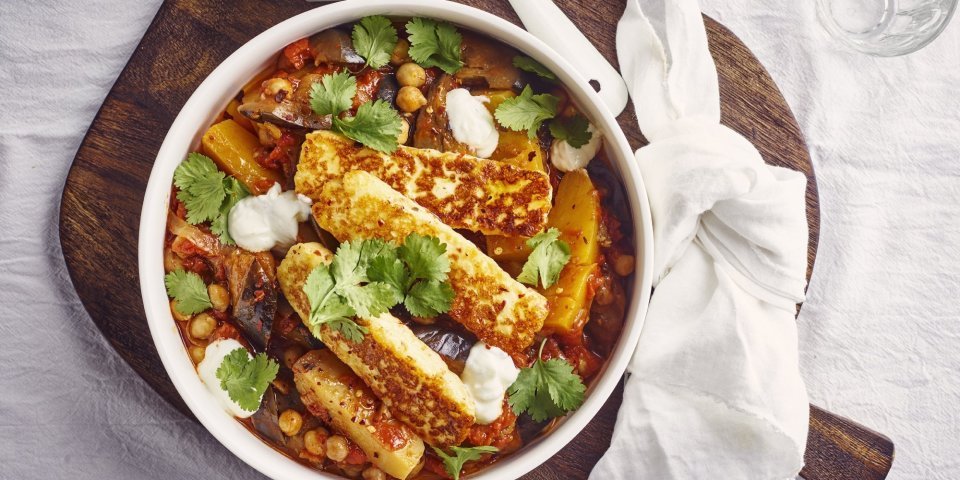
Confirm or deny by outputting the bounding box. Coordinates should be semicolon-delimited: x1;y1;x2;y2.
1;1;957;478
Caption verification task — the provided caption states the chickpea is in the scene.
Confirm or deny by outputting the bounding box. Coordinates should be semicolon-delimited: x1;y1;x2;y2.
170;299;192;322
396;62;426;88
362;467;387;480
396;86;427;113
325;435;350;462
283;345;306;369
594;283;614;306
390;38;410;65
262;77;293;98
614;254;636;277
304;428;328;456
278;409;303;436
189;345;206;364
189;313;216;340
397;118;410;145
163;249;183;272
207;284;229;312
256;122;282;146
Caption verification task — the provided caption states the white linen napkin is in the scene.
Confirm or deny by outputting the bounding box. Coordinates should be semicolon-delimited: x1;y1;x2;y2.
590;0;810;478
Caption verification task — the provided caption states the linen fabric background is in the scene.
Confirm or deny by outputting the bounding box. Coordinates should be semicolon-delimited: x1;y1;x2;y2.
0;0;957;478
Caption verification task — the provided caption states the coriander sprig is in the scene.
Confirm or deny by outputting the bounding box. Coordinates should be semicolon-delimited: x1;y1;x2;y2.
549;114;593;149
164;269;213;315
215;348;279;412
494;85;560;140
406;17;463;74
513;55;557;81
507;339;586;422
309;72;403;153
516;228;571;289
432;445;498;480
301;234;455;343
173;153;250;245
351;15;398;69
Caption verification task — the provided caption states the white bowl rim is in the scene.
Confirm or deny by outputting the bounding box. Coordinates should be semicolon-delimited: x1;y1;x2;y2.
138;1;654;479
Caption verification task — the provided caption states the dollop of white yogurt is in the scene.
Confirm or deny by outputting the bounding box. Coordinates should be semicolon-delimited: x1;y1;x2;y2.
228;182;312;252
550;123;603;172
197;339;258;418
460;342;520;424
445;88;499;158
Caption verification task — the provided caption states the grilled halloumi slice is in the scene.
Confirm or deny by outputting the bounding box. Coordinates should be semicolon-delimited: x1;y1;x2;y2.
296;130;552;237
311;171;548;355
293;350;424;479
278;242;476;446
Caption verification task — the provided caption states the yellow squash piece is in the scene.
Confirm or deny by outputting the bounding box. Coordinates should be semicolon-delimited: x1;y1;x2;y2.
201;119;280;194
310;171;548;356
296;131;552;238
278;243;476;446
541;169;602;332
293;350;425;479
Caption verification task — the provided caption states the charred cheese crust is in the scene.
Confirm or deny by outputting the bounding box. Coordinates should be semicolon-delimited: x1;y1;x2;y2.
293;350;425;479
296;130;552;237
311;172;548;355
278;243;476;446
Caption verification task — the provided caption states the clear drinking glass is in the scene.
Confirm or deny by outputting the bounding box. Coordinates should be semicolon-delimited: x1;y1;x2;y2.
817;0;958;56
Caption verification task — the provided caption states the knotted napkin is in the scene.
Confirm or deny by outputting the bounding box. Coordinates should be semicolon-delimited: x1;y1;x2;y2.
590;0;810;478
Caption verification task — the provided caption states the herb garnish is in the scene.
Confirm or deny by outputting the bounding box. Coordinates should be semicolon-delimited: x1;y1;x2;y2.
406;17;463;74
352;15;398;69
507;338;586;422
432;445;499;480
173;153;250;245
164;269;213;315
516;228;571;289
309;72;403;153
494;85;560;140
513;55;557;81
216;348;279;412
302;234;455;342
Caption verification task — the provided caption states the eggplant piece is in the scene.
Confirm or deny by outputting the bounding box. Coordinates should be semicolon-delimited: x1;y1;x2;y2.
455;32;523;90
309;29;364;64
226;251;278;350
412;74;473;153
376;74;399;104
516;413;550;444
250;386;285;445
409;319;476;367
238;73;333;130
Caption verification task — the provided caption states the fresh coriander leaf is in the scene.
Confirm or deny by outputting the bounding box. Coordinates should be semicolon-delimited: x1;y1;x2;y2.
210;177;249;245
367;255;409;304
513;55;557;81
338;282;396;319
398;233;450;282
309;71;356;117
216;348;279;412
549;114;593;149
174;153;227;224
164;269;212;315
494;85;559;140
432;446;498;480
326;318;369;343
330;239;372;286
517;228;571;288
333;100;403;153
507;339;586;422
303;265;361;339
406;17;463;74
352;15;398;69
404;280;454;318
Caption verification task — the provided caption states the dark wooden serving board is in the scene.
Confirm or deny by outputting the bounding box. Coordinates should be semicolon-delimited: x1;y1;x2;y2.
59;0;893;478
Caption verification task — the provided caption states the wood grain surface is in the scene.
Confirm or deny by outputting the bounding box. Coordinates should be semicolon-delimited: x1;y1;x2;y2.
58;0;892;478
